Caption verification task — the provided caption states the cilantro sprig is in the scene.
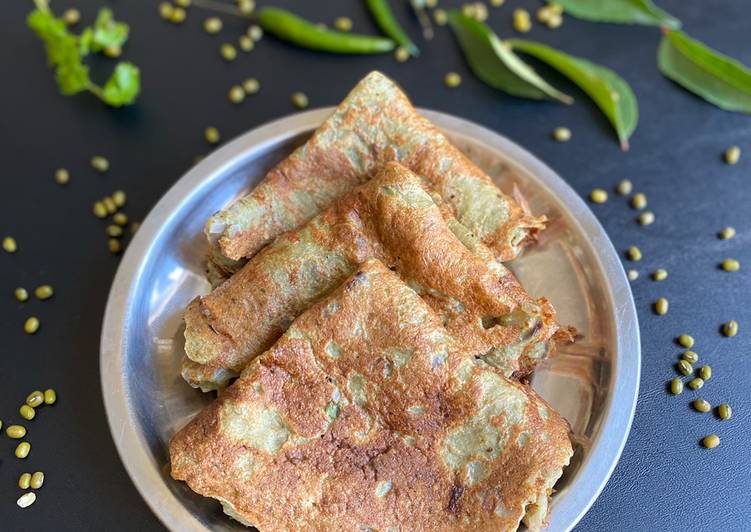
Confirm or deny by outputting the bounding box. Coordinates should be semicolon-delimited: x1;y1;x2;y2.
27;0;140;107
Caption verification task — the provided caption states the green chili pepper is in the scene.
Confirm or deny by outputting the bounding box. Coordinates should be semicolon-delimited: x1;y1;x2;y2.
256;7;395;54
366;0;419;56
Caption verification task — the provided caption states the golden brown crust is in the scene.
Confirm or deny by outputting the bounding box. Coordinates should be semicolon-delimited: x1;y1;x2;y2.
206;71;545;265
171;260;573;531
184;163;563;390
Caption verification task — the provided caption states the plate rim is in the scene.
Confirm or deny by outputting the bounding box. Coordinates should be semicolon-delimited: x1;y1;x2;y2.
101;108;640;532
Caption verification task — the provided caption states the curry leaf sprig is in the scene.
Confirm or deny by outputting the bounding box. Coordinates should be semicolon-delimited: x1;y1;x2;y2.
509;39;638;151
27;0;140;107
658;29;751;114
548;0;680;29
448;12;572;104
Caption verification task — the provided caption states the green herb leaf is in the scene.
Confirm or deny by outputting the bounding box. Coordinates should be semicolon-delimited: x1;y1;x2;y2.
448;12;572;104
658;29;751;114
100;62;141;107
89;7;129;53
510;39;638;150
549;0;680;28
27;7;90;95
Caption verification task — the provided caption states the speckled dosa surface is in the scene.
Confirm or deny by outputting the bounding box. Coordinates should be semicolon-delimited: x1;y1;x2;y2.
204;71;545;276
171;259;573;531
183;162;568;391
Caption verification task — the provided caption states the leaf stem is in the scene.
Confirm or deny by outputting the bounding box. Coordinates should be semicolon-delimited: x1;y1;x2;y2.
191;0;253;20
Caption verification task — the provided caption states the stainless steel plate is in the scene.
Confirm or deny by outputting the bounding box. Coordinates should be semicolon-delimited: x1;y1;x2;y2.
101;109;640;532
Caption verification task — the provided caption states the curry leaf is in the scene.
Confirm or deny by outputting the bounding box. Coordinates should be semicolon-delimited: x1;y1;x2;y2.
549;0;680;28
510;39;638;151
448;12;572;104
658;29;751;114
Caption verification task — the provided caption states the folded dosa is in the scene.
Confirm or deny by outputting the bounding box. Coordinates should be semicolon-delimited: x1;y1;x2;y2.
171;259;573;531
184;163;566;391
205;70;544;273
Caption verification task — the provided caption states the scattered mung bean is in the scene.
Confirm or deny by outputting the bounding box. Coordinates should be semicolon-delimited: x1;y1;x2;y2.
229;85;245;104
19;473;31;490
631;192;647;210
669;377;683;395
444;72;462;88
722;319;738;337
553;127;571;142
113;212;128;226
93;201;107;218
654;297;669;315
34;285;54;300
434;9;448;25
248;25;263;41
220;43;237;61
205;127;220;144
699;365;712;381
237;0;255;15
721;258;740;272
627;269;638;281
55;168;70;185
718;227;736;240
513;8;532;32
15;441;31;459
627;246;642;261
17;492;36;508
693;398;711;413
687;377;704;390
63;8;81;25
702;434;720;449
24;317;40;334
103;197;117;214
7;425;26;438
3;236;18;253
238;35;254;52
676;360;693;376
678;334;694;350
91;156;109;173
242;78;260;94
20;405;35;420
170;7;186;24
15;288;29;302
616;179;633;195
159;2;173;20
109;239;122;254
26;390;44;408
43;389;57;405
394;46;410;62
638;211;655;225
334;17;352;32
682;351;699;364
724;146;741;165
30;472;45;490
107;225;124;237
590;188;607;203
112;190;126;207
204;17;222;34
717;403;732;420
291;92;309;109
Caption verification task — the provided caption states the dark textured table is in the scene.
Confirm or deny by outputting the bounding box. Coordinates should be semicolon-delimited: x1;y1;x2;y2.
1;0;749;530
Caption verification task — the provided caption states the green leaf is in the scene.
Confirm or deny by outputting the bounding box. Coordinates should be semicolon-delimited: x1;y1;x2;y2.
89;7;129;53
27;7;90;94
658;29;751;114
448;12;572;104
99;62;141;107
550;0;680;28
510;39;638;151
